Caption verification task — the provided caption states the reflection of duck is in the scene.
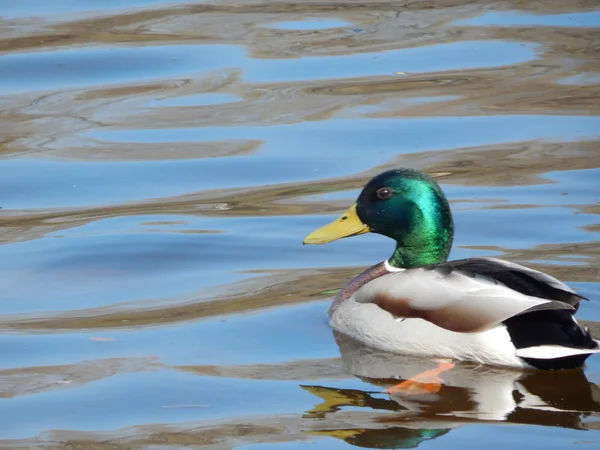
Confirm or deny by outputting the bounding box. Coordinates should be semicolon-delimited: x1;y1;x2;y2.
304;169;600;373
309;421;450;449
301;333;600;449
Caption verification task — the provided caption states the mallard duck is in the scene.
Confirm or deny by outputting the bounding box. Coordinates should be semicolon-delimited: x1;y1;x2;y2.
304;169;599;371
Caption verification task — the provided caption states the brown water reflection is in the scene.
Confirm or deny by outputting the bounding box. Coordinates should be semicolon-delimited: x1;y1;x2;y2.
1;0;599;448
2;2;600;157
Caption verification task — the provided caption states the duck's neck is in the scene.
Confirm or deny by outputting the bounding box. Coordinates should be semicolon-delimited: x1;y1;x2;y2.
387;236;452;269
388;246;446;269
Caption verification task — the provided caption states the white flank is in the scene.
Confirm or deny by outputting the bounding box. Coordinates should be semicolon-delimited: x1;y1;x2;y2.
330;298;526;368
354;268;573;332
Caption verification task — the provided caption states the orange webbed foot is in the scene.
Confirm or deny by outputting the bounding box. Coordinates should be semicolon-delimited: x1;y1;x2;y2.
385;361;455;396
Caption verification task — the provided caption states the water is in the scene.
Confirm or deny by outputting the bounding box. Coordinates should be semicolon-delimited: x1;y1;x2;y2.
264;18;353;31
1;1;599;448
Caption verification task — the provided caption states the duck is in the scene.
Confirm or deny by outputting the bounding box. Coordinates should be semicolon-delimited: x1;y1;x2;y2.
303;168;599;373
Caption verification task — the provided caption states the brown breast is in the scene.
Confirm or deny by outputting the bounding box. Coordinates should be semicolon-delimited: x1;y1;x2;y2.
329;261;390;316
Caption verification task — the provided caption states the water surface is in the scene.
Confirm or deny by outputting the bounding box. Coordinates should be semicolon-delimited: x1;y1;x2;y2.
1;1;599;448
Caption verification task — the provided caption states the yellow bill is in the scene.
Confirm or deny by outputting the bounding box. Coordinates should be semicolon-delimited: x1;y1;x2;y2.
308;429;363;440
303;204;370;245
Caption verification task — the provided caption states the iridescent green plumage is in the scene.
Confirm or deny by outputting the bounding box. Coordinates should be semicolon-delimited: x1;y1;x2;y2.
355;169;453;268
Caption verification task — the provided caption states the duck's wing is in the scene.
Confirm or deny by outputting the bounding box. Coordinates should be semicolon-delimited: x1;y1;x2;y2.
440;257;586;308
354;265;575;333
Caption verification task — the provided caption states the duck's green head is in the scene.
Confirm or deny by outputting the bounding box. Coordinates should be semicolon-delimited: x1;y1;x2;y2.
304;169;454;268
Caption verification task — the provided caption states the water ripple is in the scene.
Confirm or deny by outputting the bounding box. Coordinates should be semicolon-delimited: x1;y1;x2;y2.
1;1;599;448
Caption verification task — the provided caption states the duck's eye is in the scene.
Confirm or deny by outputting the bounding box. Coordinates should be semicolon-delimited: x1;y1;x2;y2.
376;188;392;200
